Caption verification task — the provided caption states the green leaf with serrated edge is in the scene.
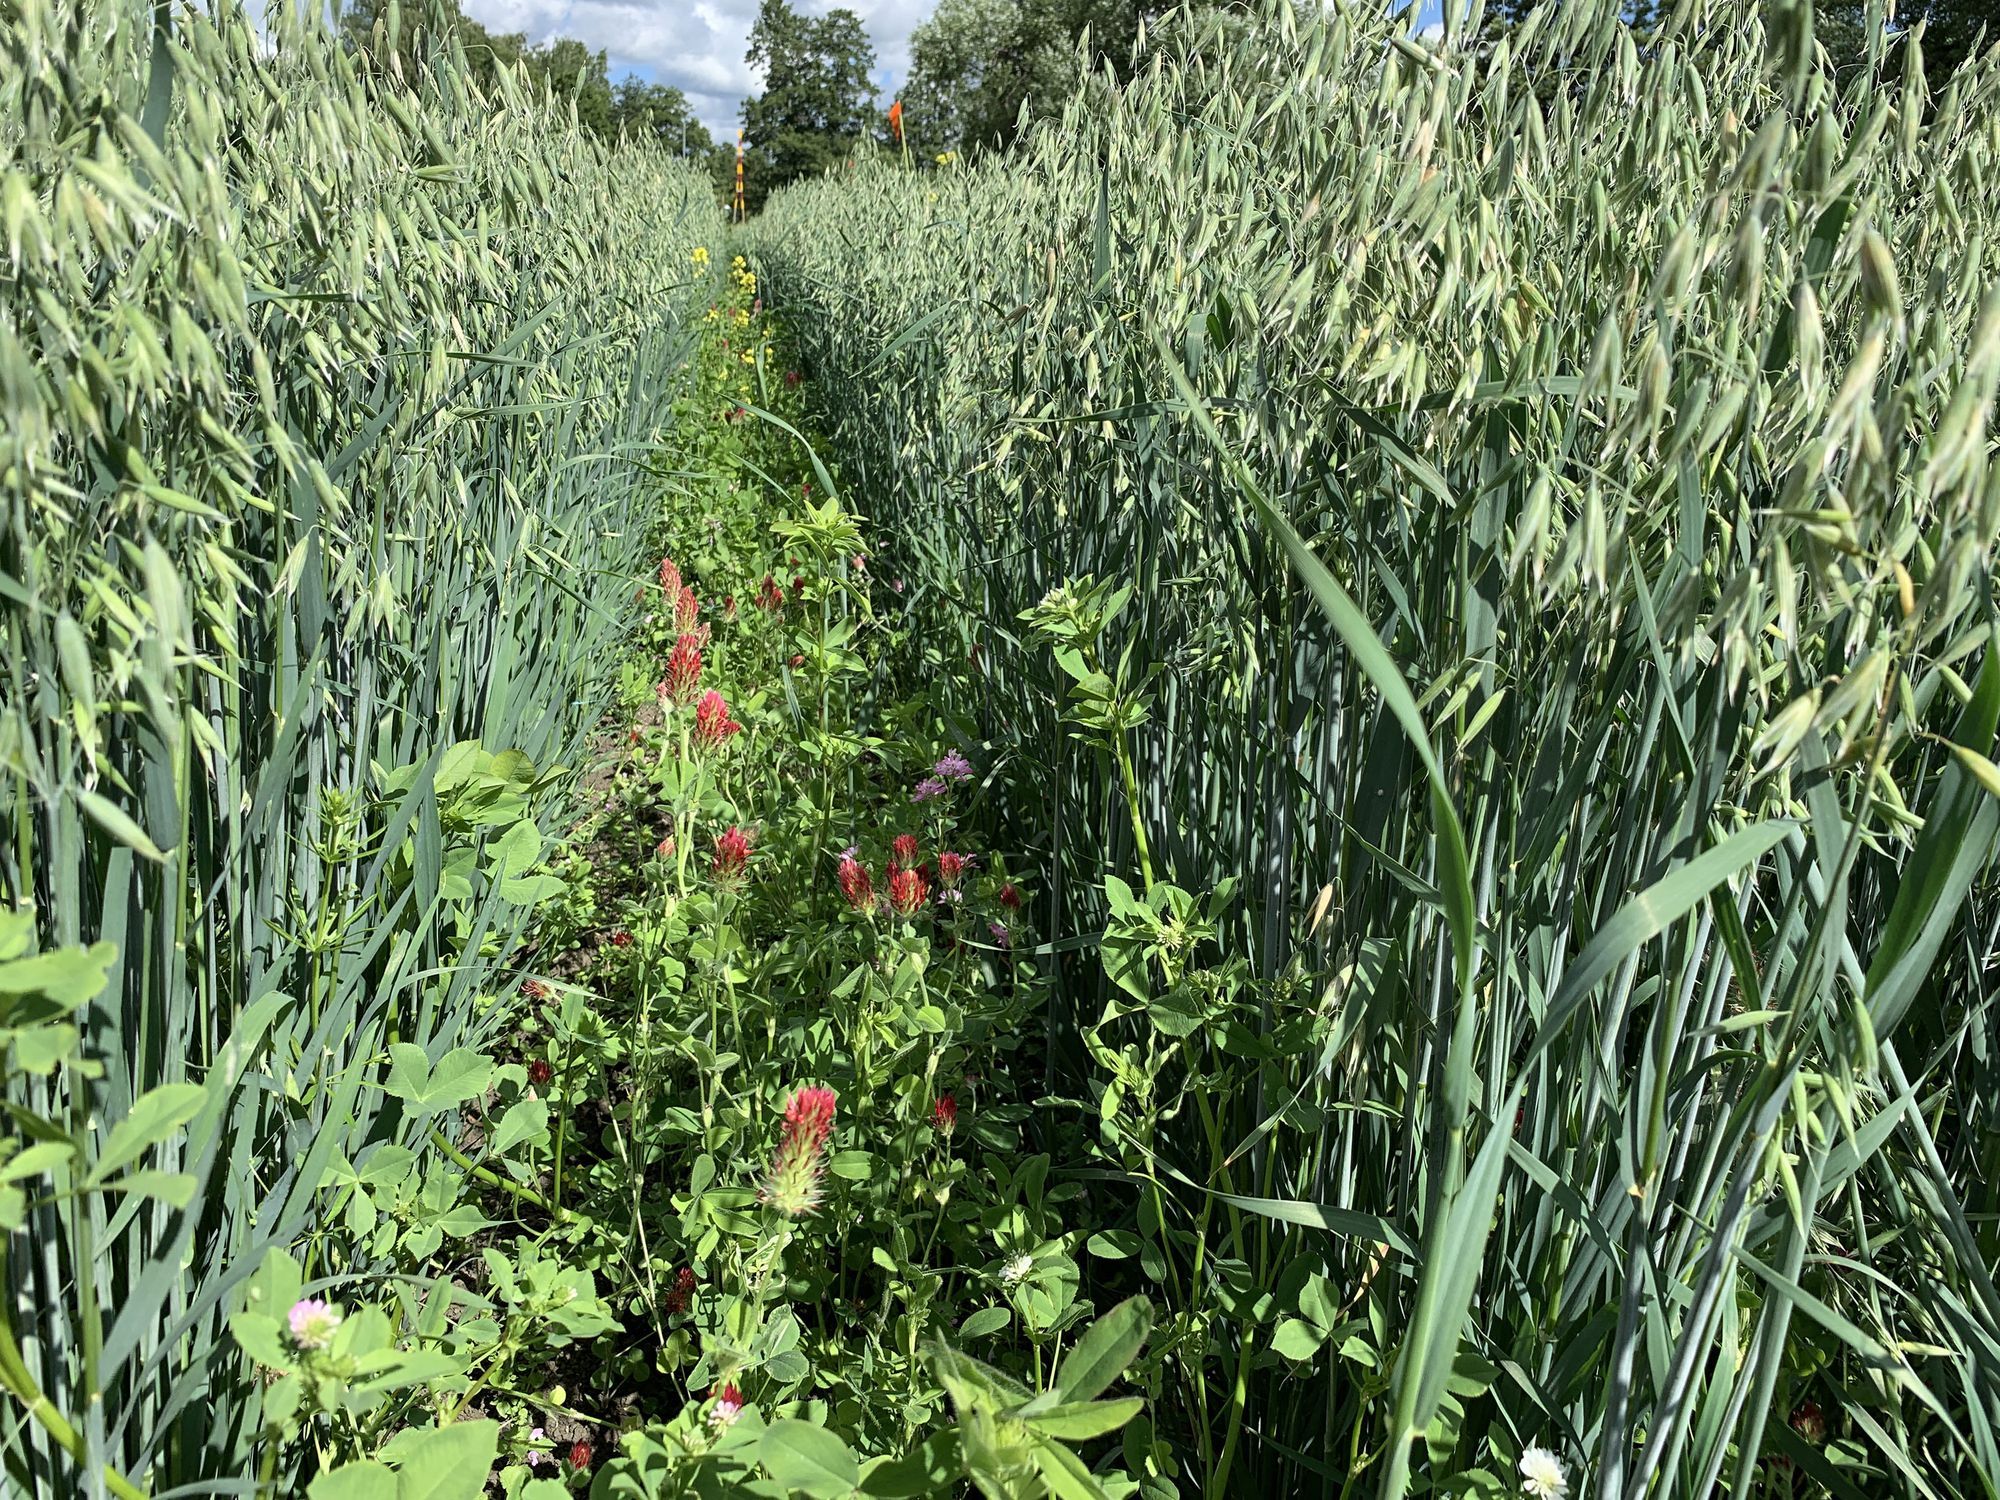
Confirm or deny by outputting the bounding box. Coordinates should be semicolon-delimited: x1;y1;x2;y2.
0;942;116;1010
383;1043;432;1101
421;1048;493;1109
229;1312;293;1372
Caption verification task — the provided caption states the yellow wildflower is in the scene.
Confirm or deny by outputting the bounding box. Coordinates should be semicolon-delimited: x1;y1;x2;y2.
691;246;710;267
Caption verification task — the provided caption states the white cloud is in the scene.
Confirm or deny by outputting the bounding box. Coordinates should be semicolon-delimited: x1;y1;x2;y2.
460;0;934;140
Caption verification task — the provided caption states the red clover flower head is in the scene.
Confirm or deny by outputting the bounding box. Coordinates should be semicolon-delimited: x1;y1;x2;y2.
888;864;930;917
568;1439;593;1473
711;1382;745;1429
761;1085;837;1217
837;849;877;914
999;881;1022;911
937;851;972;891
674;585;701;634
661;633;703;705
712;826;753;886
932;1094;958;1135
658;557;682;595
692;689;741;751
890;833;921;870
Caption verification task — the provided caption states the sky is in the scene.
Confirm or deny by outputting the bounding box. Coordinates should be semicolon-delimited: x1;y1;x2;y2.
460;0;933;141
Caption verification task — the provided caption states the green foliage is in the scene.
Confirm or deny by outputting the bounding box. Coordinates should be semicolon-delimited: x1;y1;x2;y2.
0;0;719;1488
740;0;878;210
749;0;2000;1493
341;0;713;155
902;0;1230;156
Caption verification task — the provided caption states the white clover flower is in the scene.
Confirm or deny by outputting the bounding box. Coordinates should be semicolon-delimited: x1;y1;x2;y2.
999;1253;1034;1285
1520;1445;1568;1499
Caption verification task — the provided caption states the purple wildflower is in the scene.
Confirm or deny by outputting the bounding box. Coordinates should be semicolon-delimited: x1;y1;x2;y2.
988;921;1011;950
286;1298;341;1350
935;751;974;782
912;777;947;803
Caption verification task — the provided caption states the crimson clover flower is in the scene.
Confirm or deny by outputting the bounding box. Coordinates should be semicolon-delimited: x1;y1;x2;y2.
660;633;703;705
888;865;930;917
692;689;741;751
673;584;701;634
710;1382;745;1428
712;826;753;887
837;849;877;914
761;1085;837;1217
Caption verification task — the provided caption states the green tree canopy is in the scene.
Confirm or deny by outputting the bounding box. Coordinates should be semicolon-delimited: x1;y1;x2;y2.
740;0;878;211
899;0;1232;158
340;0;713;159
614;77;716;157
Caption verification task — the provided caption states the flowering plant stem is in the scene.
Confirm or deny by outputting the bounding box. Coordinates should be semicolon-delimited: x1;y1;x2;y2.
429;1130;566;1222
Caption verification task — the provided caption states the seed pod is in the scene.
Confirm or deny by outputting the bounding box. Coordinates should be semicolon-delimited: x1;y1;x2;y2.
1859;228;1902;323
1793;280;1824;406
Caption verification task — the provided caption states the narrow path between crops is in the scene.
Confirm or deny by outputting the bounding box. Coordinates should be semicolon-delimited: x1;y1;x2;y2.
453;250;1102;1494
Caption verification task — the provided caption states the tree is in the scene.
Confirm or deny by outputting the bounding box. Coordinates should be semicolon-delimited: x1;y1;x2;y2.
1817;0;2000;80
526;37;615;136
1474;0;1999;87
611;78;714;157
338;0;721;164
900;0;1224;158
739;0;878;210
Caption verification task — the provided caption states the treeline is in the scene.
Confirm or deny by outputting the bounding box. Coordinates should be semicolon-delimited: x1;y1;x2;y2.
339;0;725;169
336;0;2000;215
